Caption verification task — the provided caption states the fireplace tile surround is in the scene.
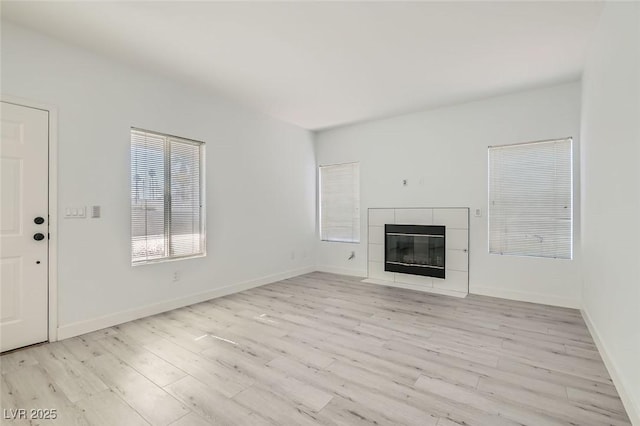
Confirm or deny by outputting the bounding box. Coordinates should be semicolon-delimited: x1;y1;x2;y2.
365;207;469;297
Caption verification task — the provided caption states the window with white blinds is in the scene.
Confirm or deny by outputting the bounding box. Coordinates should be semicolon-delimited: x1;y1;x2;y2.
489;138;573;259
131;128;205;264
319;162;360;243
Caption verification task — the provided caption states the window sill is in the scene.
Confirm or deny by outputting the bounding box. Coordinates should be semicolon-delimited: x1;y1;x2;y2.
132;253;206;266
488;252;573;261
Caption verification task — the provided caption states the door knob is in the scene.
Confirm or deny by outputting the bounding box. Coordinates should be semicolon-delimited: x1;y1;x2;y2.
33;233;45;241
34;216;45;225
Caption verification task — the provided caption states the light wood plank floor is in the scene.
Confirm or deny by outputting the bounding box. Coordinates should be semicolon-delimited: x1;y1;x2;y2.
1;272;631;425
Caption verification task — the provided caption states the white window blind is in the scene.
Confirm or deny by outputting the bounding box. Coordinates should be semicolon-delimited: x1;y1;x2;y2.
319;162;360;243
489;138;572;259
131;128;205;264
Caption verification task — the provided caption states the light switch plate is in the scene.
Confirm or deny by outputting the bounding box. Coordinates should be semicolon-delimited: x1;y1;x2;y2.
64;206;86;218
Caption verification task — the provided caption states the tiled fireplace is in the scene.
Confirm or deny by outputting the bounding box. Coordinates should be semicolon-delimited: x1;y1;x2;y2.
365;208;469;297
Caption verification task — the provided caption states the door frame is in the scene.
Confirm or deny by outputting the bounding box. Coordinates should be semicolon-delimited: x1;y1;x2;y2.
2;95;59;343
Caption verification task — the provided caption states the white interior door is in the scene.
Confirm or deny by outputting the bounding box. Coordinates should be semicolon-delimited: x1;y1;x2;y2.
1;101;49;352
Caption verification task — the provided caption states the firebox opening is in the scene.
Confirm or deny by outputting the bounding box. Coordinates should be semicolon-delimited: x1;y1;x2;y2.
384;224;446;279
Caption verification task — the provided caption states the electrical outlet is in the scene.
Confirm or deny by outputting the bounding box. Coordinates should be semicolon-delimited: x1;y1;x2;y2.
173;271;181;282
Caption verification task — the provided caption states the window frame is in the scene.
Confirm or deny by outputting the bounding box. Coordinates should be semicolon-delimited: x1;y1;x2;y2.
130;127;206;266
487;137;573;260
318;161;361;244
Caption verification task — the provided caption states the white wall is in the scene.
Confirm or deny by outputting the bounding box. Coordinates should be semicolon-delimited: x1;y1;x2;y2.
580;3;640;423
1;22;317;334
315;82;583;308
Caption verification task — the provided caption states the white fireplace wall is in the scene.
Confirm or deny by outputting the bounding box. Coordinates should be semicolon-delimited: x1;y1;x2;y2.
314;82;582;308
367;208;469;297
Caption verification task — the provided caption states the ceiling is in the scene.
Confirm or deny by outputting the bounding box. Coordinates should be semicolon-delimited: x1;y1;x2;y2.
2;1;603;130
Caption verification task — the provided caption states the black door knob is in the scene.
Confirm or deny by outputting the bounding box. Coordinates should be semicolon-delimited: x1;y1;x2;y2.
33;233;45;241
34;216;45;225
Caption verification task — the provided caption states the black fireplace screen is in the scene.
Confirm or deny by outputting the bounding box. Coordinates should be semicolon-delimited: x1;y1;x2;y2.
385;224;446;279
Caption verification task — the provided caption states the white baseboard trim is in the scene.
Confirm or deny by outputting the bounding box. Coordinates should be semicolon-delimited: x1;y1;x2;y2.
57;266;315;340
471;286;580;309
362;278;467;298
581;308;639;425
315;265;366;278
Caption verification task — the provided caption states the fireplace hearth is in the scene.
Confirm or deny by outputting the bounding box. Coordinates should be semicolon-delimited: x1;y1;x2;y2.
385;224;446;279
